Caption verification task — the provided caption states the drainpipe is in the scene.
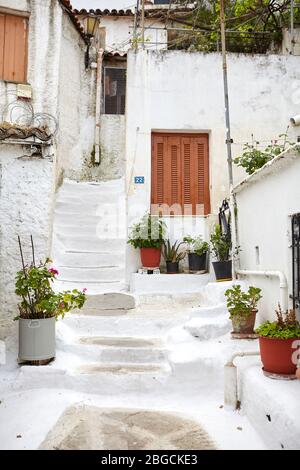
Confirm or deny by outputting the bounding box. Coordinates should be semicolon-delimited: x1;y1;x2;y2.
236;269;288;311
95;48;104;165
224;351;260;408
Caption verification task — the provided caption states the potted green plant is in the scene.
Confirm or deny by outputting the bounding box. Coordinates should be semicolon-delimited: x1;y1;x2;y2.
128;213;166;268
256;305;300;376
15;239;86;364
225;284;262;334
210;224;232;281
162;240;186;274
183;235;209;273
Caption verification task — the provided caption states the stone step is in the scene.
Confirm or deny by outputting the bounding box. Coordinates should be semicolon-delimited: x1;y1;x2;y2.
16;361;171;394
75;362;170;375
53;234;126;252
56;266;125;282
52;251;126;268
55;200;125;216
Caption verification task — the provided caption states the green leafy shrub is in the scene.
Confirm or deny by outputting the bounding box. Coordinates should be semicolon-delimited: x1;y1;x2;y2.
234;135;298;175
15;258;86;320
163;240;186;263
256;305;300;339
127;213;167;249
183;235;209;256
225;284;262;321
210;224;232;262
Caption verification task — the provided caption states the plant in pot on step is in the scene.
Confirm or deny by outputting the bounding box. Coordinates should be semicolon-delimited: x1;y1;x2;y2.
225;284;262;335
183;235;209;273
162;239;186;274
210;224;234;281
127;213;166;268
256;305;300;377
15;237;87;365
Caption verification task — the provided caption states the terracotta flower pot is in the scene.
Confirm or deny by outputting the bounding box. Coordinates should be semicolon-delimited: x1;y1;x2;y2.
259;336;300;375
231;310;257;334
140;247;161;268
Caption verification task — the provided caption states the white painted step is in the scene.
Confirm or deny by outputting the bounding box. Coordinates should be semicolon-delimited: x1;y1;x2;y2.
53;213;122;226
131;273;211;294
60;178;125;195
53;234;126;252
53;224;126;239
53;280;126;294
56;266;125;282
55;192;126;205
55;201;125;216
184;315;231;340
61;336;168;364
54;251;125;268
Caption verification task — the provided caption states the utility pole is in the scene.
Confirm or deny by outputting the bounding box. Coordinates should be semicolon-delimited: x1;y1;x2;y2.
291;0;295;55
133;0;140;50
141;0;145;48
220;0;239;276
220;0;233;189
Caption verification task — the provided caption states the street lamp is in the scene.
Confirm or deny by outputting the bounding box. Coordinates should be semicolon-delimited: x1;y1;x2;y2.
85;15;98;69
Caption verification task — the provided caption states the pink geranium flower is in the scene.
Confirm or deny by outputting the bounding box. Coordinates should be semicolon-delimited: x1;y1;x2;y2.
49;267;59;276
83;288;87;293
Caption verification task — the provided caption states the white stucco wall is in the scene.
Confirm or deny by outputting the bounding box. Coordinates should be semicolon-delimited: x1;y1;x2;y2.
0;147;54;337
56;10;96;182
235;148;300;322
0;0;94;336
100;16;167;52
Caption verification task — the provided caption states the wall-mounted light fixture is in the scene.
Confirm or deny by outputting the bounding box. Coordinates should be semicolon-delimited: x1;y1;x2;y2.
84;15;98;69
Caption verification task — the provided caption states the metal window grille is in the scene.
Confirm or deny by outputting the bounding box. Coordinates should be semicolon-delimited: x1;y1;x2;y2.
292;213;300;312
104;67;126;115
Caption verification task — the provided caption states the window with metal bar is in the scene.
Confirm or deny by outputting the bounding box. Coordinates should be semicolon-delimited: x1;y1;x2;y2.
104;67;126;115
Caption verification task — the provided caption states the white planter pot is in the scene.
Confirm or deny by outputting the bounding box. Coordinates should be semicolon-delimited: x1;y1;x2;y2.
18;317;56;362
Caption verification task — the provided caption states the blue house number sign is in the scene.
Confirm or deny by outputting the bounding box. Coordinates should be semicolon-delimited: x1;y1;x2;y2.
134;176;145;184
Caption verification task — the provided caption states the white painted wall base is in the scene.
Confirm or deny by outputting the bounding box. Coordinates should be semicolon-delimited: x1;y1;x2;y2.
130;273;211;294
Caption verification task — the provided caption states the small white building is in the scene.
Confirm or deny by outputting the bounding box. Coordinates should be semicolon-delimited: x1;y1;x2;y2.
235;145;300;322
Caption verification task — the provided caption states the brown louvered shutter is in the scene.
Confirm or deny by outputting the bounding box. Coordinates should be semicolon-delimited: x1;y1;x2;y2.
0;15;5;79
151;133;210;216
0;13;28;83
193;135;210;215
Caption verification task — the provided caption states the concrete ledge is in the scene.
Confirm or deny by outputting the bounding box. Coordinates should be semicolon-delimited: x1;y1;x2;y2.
130;273;210;294
238;360;300;450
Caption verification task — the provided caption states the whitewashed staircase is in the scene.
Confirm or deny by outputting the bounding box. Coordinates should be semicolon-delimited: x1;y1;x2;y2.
51;178;127;295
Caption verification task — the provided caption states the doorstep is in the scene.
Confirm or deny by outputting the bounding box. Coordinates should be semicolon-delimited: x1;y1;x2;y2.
130;273;211;294
237;358;300;450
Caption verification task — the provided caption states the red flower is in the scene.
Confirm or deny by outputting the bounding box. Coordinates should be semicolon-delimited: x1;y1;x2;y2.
49;268;59;276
